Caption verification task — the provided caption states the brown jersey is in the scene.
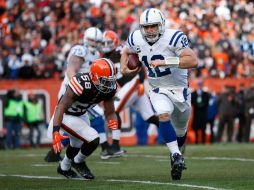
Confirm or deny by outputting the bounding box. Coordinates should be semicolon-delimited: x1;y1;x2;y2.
66;72;116;116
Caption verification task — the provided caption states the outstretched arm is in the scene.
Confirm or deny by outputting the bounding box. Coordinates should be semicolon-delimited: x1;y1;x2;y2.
150;47;198;69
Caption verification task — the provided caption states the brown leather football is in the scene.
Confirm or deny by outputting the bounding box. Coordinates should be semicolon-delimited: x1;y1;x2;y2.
127;54;141;70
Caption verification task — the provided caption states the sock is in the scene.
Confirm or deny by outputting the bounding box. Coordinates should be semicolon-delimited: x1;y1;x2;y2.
60;155;72;171
99;133;107;144
74;151;86;163
159;120;181;155
177;132;187;148
112;129;120;140
112;139;119;146
166;141;181;155
101;141;109;151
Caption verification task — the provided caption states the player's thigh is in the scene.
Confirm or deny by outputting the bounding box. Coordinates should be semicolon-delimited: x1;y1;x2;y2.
133;93;155;120
171;105;191;137
61;114;99;145
149;91;174;115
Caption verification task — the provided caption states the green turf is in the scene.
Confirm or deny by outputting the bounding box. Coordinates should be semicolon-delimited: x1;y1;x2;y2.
0;144;254;190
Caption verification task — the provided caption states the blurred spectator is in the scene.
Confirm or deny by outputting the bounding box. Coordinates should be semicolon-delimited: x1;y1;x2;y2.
244;83;254;142
235;84;246;142
24;92;44;147
3;89;25;149
191;80;210;144
216;86;237;143
0;0;253;80
206;92;218;144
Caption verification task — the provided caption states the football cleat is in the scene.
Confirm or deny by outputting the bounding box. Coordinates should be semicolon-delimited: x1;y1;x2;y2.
100;148;113;160
110;144;125;157
71;161;95;180
170;153;187;180
44;148;62;162
57;164;80;179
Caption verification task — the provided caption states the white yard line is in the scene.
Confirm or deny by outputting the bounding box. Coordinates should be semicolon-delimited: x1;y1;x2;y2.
31;164;55;167
128;154;254;162
0;173;231;190
96;161;121;165
107;179;231;190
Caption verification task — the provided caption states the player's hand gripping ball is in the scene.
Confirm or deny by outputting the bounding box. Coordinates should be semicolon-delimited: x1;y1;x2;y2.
127;54;141;70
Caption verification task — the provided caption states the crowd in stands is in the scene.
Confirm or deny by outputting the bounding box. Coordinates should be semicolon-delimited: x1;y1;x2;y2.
0;0;254;80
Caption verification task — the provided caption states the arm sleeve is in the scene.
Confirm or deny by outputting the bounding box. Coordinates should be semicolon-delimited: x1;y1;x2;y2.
171;32;189;56
68;75;84;96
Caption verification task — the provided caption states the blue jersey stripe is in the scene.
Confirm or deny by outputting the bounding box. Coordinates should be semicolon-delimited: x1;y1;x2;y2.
169;31;181;45
146;9;151;23
130;32;135;46
173;33;184;47
127;35;132;47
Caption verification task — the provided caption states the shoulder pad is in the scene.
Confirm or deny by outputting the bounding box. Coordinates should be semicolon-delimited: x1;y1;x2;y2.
69;45;87;57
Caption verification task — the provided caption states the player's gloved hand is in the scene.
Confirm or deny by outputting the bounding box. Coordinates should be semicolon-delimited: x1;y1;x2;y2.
52;126;69;154
107;119;118;130
137;83;144;97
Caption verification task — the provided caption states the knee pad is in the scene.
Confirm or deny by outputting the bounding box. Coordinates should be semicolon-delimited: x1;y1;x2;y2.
66;145;80;159
80;137;100;156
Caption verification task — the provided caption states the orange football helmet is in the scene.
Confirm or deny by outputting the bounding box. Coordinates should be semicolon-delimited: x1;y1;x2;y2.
101;30;119;53
90;58;116;93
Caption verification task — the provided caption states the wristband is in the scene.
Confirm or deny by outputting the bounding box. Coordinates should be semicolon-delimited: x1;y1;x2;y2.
53;125;61;133
165;57;179;67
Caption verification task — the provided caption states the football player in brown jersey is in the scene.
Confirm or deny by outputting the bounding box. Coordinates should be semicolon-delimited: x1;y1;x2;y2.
47;58;118;179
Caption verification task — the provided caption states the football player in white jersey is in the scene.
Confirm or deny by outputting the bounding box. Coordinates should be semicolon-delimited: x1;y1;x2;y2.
102;30;159;158
121;8;198;180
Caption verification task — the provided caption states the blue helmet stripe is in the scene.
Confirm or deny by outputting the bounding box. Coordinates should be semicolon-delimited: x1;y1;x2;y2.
158;12;163;22
146;9;151;23
169;31;181;45
173;33;184;47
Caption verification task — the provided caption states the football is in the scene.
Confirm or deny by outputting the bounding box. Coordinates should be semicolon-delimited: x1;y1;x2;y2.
127;53;141;70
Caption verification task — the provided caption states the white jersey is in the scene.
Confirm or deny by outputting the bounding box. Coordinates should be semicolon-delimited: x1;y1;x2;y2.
126;29;189;89
58;44;100;100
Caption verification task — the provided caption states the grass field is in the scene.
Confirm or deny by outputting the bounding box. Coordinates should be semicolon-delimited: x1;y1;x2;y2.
0;144;254;190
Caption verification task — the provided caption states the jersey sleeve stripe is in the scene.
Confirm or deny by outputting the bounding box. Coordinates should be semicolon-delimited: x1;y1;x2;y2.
169;31;181;45
127;36;132;47
173;33;184;47
69;80;81;96
73;77;84;92
130;32;135;46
